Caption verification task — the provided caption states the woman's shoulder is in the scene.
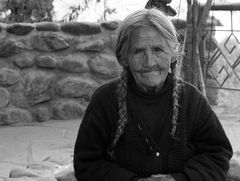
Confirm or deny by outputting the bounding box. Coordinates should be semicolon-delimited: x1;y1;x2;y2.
86;78;120;111
91;79;120;100
180;79;206;99
177;79;210;110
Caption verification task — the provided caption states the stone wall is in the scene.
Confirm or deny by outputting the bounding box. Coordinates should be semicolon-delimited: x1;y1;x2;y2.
0;21;122;125
0;20;216;125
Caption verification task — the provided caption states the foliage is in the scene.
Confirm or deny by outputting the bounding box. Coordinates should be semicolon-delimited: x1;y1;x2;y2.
61;0;116;22
0;0;54;23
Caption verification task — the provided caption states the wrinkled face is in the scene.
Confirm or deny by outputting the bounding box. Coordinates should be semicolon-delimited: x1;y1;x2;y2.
127;26;173;91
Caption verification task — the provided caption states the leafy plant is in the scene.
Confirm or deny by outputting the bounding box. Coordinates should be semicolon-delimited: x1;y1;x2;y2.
61;0;116;22
0;0;54;23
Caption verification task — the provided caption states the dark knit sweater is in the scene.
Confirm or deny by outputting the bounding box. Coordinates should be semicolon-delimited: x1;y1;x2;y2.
74;75;233;181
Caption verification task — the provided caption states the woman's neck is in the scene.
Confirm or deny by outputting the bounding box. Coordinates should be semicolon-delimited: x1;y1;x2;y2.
136;81;164;93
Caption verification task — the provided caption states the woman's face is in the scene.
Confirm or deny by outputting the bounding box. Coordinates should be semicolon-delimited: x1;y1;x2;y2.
127;26;173;91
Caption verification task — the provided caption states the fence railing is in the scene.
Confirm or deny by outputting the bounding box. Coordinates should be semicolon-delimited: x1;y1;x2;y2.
200;3;240;91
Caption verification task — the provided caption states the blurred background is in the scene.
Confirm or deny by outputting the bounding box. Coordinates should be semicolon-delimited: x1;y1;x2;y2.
0;0;240;179
0;0;238;22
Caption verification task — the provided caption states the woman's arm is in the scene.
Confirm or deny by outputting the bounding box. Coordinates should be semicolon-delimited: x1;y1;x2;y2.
73;83;139;181
172;87;233;181
74;111;139;181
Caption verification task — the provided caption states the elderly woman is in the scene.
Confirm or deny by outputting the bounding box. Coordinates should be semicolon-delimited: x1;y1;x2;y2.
74;9;232;181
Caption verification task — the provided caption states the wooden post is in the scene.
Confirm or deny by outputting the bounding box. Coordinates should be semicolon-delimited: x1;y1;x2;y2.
182;0;212;96
192;0;199;87
196;0;212;96
182;0;194;83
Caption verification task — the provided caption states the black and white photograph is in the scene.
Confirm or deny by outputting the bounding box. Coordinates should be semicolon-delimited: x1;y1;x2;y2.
0;0;240;181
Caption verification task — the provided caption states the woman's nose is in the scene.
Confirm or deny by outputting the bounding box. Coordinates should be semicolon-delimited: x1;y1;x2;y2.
142;51;156;67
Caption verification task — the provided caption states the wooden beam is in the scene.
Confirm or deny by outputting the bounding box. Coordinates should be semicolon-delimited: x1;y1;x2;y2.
198;0;212;32
192;0;199;86
200;2;240;11
195;0;212;96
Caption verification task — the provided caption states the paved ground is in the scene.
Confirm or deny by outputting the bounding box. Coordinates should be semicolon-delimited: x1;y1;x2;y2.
212;90;240;152
0;120;81;178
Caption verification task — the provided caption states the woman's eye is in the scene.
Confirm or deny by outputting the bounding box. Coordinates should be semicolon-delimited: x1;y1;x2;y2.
153;47;163;52
133;49;144;54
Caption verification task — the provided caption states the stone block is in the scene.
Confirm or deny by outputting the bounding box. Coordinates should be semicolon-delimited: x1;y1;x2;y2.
0;87;10;108
9;169;57;181
9;168;39;178
55;77;97;99
88;54;122;79
0;112;9;125
8;82;29;108
6;177;36;181
8;81;24;93
10;92;29;108
23;71;55;105
109;34;118;51
0;108;33;125
57;55;88;73
0;68;21;86
42;156;72;166
0;39;25;57
36;22;60;32
54;166;76;181
51;100;85;120
76;39;105;52
13;55;35;69
26;162;59;172
36;55;57;69
37;177;57;181
31;35;70;52
6;23;35;35
101;21;119;31
61;22;101;35
33;107;50;122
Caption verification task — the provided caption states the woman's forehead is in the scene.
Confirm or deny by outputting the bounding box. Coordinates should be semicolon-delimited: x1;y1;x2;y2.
129;26;178;50
130;27;166;45
131;26;162;38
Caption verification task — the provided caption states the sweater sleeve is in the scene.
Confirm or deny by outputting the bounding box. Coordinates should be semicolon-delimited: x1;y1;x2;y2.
73;84;139;181
172;86;233;181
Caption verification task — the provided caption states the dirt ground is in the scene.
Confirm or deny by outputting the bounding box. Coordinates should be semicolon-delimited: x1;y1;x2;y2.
0;90;239;178
212;89;240;152
0;120;81;178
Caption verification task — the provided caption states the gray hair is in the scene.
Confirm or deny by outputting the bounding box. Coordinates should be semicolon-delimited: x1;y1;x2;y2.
115;8;179;67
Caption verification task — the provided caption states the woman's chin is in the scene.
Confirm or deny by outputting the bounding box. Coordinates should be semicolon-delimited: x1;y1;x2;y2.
133;71;168;90
144;83;161;89
138;80;164;91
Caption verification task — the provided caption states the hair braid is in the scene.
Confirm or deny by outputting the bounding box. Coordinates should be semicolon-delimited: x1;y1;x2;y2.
108;68;128;157
170;56;182;139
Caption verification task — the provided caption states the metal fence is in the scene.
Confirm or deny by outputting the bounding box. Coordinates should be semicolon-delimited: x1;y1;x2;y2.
201;3;240;91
